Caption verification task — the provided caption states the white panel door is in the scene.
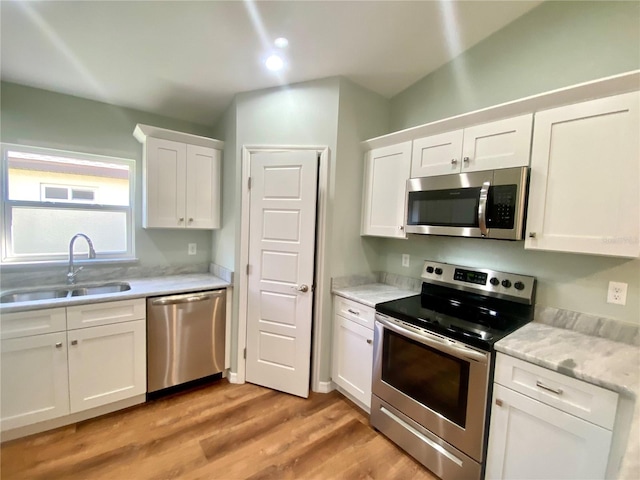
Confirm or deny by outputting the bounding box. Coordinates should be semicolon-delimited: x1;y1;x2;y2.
486;384;613;480
246;150;318;398
68;320;146;413
525;92;639;257
411;130;464;177
185;144;221;229
144;137;187;228
361;142;411;238
1;332;70;431
461;114;533;172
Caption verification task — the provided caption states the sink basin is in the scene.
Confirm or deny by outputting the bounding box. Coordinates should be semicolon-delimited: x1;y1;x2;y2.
71;282;131;296
0;289;69;303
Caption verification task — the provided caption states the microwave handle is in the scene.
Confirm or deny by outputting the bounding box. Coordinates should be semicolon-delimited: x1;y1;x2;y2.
478;181;490;237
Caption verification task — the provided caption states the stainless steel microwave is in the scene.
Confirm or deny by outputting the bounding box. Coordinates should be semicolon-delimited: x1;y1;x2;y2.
405;166;529;240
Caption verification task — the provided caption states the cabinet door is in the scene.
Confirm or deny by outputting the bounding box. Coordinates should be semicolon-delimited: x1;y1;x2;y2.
486;384;612;480
361;142;411;238
1;332;69;431
525;92;639;257
185;145;221;229
331;314;374;409
411;130;463;177
461;114;532;172
144;137;187;228
68;320;146;413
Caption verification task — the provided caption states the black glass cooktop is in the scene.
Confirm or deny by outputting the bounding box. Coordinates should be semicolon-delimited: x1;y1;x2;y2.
375;282;533;351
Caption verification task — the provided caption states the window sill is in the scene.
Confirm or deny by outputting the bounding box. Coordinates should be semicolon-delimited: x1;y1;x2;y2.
0;258;140;272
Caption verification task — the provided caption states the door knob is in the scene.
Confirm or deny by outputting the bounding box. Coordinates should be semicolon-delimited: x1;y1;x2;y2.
296;284;309;293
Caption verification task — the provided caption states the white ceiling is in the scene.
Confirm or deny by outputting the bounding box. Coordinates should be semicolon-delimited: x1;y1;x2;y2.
1;0;543;126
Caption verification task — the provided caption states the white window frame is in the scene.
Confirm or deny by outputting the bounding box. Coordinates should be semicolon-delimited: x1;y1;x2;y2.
1;143;136;264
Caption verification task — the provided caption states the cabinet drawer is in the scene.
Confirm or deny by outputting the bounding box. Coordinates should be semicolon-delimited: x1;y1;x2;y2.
0;308;67;339
494;353;618;429
334;296;374;329
67;299;145;330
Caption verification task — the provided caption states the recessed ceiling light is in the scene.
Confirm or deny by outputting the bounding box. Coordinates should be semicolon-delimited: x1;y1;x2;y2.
274;37;289;48
265;54;284;71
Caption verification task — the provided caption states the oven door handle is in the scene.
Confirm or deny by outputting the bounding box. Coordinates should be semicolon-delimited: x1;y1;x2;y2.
375;314;488;364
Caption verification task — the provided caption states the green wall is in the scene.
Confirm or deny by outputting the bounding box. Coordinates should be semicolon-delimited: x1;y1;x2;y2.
391;1;640;130
212;77;391;379
383;0;640;324
1;82;216;268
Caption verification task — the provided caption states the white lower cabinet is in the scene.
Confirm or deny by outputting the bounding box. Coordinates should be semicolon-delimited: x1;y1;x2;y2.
0;300;147;433
68;319;146;413
486;353;618;480
331;296;375;410
0;332;70;430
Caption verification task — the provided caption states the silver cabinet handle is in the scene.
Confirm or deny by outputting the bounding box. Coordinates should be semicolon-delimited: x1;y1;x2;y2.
399;225;404;230
495;398;503;407
366;339;373;345
178;217;185;222
536;380;563;395
347;309;360;315
478;181;490;238
463;156;470;164
451;158;458;165
71;340;78;346
529;232;537;238
188;218;194;222
55;342;63;348
296;284;309;293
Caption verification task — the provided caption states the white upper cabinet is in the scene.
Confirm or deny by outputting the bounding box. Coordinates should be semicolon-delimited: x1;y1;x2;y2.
525;92;639;257
361;141;411;238
134;124;223;230
411;114;533;177
411;130;463;177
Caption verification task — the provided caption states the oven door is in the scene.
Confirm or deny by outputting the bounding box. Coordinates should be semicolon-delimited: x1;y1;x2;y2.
372;314;490;462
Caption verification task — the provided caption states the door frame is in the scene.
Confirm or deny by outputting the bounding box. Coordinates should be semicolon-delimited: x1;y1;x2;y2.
236;145;330;393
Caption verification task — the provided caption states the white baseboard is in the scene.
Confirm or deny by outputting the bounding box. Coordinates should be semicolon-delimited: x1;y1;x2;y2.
315;380;335;393
228;371;241;384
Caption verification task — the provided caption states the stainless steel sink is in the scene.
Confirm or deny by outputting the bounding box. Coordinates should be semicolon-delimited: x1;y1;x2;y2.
71;282;131;296
0;289;69;303
0;282;132;303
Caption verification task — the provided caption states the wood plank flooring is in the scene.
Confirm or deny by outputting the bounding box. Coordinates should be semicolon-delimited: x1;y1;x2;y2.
0;380;438;480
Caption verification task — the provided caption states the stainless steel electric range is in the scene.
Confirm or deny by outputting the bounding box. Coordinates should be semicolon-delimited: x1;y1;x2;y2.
371;260;536;480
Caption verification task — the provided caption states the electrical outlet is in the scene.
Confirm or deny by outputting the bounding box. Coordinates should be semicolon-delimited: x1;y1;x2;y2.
188;243;197;255
402;254;410;268
607;281;627;305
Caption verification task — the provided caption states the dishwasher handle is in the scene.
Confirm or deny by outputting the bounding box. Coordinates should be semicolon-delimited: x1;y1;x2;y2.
151;290;224;306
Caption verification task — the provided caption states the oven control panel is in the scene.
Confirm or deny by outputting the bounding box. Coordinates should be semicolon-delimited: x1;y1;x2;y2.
421;260;535;304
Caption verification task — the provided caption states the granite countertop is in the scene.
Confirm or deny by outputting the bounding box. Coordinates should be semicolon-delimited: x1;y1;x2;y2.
0;273;230;314
496;322;639;479
332;283;418;308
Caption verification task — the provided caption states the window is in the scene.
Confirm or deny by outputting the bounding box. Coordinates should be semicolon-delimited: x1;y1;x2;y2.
1;144;135;263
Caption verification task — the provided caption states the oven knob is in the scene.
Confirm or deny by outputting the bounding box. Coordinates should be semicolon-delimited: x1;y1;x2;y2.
426;266;434;274
434;268;443;275
501;279;512;288
514;281;525;291
490;277;500;286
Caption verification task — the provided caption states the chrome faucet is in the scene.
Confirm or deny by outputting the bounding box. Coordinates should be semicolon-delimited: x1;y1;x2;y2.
67;233;96;285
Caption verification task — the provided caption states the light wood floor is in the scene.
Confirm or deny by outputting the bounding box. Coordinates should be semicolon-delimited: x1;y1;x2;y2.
1;380;438;479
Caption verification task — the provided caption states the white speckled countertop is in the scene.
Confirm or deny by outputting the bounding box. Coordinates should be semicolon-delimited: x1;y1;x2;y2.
496;322;639;479
0;273;230;314
331;283;418;307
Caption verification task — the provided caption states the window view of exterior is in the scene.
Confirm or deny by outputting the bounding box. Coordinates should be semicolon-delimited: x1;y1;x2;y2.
2;146;134;262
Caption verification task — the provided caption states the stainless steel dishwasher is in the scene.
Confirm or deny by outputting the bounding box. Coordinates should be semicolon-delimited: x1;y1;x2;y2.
147;289;226;393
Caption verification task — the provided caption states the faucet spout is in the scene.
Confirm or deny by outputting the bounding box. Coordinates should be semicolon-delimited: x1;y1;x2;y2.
67;233;96;285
